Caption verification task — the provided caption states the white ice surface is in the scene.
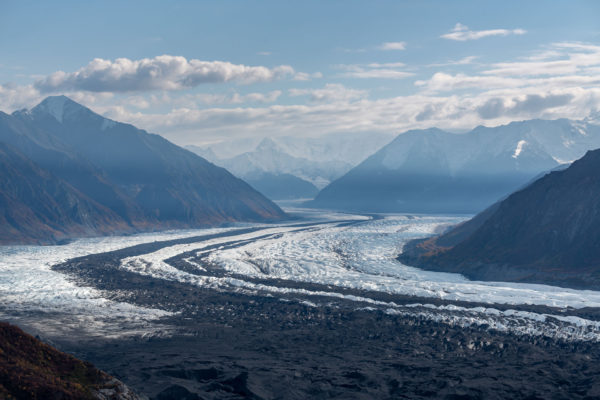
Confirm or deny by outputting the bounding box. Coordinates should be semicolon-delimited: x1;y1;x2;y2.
5;211;600;341
0;228;233;336
114;212;600;341
206;215;600;309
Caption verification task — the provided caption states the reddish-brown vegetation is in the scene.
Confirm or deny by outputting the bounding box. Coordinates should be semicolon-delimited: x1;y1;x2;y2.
0;322;107;399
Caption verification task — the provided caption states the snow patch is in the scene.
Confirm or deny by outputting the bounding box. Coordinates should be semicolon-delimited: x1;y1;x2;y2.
512;140;527;158
38;96;67;123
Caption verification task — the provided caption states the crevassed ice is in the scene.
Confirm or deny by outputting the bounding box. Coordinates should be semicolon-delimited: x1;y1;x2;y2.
0;228;233;331
6;210;600;341
205;214;600;309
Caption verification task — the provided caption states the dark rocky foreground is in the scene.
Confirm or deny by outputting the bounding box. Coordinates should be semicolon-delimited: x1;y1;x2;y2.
56;298;600;400
43;225;600;400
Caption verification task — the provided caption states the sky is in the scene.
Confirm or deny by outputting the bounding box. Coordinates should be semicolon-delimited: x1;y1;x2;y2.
1;0;600;146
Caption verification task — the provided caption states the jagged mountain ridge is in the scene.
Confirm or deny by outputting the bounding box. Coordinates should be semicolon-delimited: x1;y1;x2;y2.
0;96;285;244
186;132;393;199
399;147;600;290
310;118;600;213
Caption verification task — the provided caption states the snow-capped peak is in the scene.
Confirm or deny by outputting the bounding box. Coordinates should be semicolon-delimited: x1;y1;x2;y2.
31;95;91;123
35;95;69;122
255;137;280;152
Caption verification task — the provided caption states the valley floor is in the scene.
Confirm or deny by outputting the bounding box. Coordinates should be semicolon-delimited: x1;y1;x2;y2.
2;209;600;398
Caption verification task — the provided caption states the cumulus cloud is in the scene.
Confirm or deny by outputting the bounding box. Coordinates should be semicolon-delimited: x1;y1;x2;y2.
289;84;367;103
378;41;406;50
33;55;296;93
441;23;526;41
476;94;574;119
0;83;42;111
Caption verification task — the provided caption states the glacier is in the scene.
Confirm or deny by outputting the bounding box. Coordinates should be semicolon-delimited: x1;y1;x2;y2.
3;209;600;341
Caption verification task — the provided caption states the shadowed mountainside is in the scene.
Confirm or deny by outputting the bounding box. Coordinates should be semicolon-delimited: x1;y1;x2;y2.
399;148;600;290
310;120;600;213
0;142;129;244
0;96;286;244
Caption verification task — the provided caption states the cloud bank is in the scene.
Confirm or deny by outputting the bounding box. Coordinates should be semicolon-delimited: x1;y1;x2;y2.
34;55;296;93
1;42;599;146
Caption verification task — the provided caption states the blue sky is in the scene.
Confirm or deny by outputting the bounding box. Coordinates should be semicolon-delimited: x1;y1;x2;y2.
1;1;599;145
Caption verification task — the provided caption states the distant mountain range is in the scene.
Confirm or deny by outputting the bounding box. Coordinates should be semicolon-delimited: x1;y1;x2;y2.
399;147;600;290
0;96;285;244
309;118;600;213
186;132;393;200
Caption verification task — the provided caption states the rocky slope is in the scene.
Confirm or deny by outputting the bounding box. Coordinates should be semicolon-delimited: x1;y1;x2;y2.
0;96;286;244
0;142;128;244
399;148;600;290
0;322;142;400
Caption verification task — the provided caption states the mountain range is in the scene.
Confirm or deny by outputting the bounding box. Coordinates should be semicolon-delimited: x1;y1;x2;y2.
0;96;285;244
309;118;600;213
186;132;393;200
399;147;600;290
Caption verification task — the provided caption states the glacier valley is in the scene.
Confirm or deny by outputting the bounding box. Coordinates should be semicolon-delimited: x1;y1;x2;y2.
3;209;600;343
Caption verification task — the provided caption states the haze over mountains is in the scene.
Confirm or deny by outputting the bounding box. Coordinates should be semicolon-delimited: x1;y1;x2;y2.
0;96;285;244
399;146;600;290
186;132;392;200
310;118;600;213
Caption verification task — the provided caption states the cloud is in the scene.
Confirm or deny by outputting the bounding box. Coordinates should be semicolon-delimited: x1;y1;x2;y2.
378;41;406;50
0;83;43;111
257;51;271;56
293;71;323;81
93;83;599;147
338;63;414;79
476;94;574;119
416;72;600;94
483;42;600;76
341;42;406;53
232;91;282;104
289;84;367;103
416;42;600;94
366;62;406;68
3;41;600;147
33;55;296;93
415;72;522;92
428;56;479;67
441;23;526;41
